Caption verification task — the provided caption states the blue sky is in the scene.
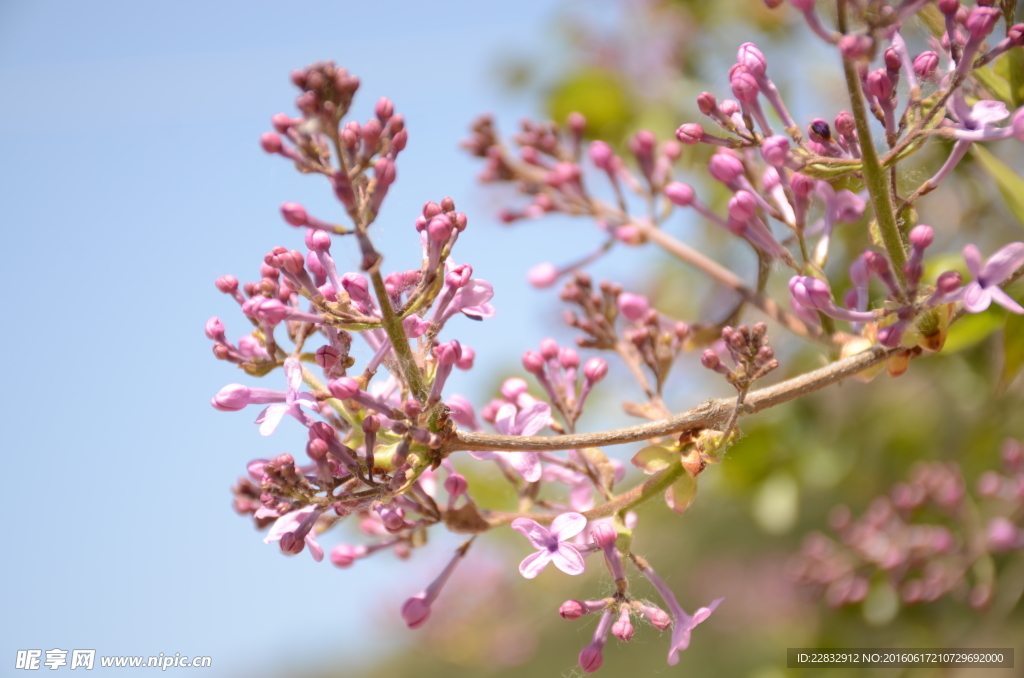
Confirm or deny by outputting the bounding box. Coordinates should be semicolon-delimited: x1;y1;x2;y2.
0;1;671;675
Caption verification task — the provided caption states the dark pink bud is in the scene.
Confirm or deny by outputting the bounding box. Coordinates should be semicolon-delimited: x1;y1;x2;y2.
730;68;760;103
446;263;473;288
522;350;545;374
938;0;958;14
909;225;934;249
215;275;239;294
559;347;580;369
697;91;717;115
435;340;462;366
401;596;431;629
884;47;901;73
260;132;282;154
315;345;340;370
966;7;1000;40
913;51;939;79
205;317;226;341
540;338;560;360
328;377;359;400
583;358;608;383
675;122;704;146
306;229;331;252
307;437;328;461
611;612;634;642
444;474;468;496
664;181;695;207
423;201;442;218
936;270;962;293
838;35;872;60
375;97;394;122
578;646;603;673
592;522;617;548
708;153;744;183
834;110;856;136
280;202;308;227
701;349;721;370
791;173;817;197
866;70;894;100
560;600;586;620
720;99;741;116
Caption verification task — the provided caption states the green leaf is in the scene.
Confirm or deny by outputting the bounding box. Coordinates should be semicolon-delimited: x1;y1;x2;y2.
970;145;1024;229
664;473;697;514
943;308;1004;353
631;445;676;475
993;49;1024;109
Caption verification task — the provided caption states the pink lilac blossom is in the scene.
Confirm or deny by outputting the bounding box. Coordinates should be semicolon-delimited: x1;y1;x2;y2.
511;512;587;578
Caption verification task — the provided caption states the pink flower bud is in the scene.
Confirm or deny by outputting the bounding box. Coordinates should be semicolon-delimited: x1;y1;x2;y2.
446;263;473;288
592;522;617;548
1012;107;1024;141
641;605;672;631
913;51;939;79
501;378;529;400
839;35;872;60
789;275;833;310
866;69;894;100
205;317;226;341
527;262;559;288
966;7;1000;40
401;596;431;629
730;68;760;103
540;338;560;360
456;346;475;371
328;377;360;400
444;474;468;497
936;270;962;294
522;350;545;374
737;42;767;77
708;153;744;183
307;437;328;461
697;91;717;115
937;0;958;15
215;275;239;294
280;202;308;227
720;99;741;116
260;132;282;153
428;215;453;242
909;225;934;249
618;292;650;321
884;47;901;73
664;182;695;207
271;113;292;133
986;517;1019;552
728;190;758;222
675;122;704;145
374;96;394;122
422;201;442;218
560;600;586;620
583;358;609;383
306;229;331;251
435;340;462;366
578;646;603;673
315;345;340;369
834;110;856;137
330;544;361;568
212;384;251;411
611;611;634;642
791;173;817;198
559;347;580;369
760;134;790;166
589;141;614;170
701;349;721;370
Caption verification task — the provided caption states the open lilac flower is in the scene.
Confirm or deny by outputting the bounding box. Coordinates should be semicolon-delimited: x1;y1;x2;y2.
511;512;586;578
468;401;551;481
633;557;722;665
254;357;319;435
962;243;1024;314
263;505;323;561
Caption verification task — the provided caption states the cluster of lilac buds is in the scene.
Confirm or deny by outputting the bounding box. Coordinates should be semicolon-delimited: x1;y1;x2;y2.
792;444;1024;612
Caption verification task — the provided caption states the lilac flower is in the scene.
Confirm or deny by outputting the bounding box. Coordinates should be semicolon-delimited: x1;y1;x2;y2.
961;243;1024;314
254;358;319;435
263;505;323;561
634;558;722;665
511;512;586;578
468;401;551;481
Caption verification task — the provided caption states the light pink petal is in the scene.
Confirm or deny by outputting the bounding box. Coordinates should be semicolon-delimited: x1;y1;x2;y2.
305;534;324;562
690;598;724;626
962;283;992;313
283;357;303;394
550;512;587;540
519;550;553;579
294;392;320;410
505;451;542;482
493;403;518;436
971;100;1010;127
668;627;692;665
570;482;595;511
263;506;315;543
964;244;983;279
462;303;495;320
253;506;280;520
552;543;586;575
247;459;269;482
256;404;287;436
514;401;552;437
511;518;554;550
988;286;1024;314
452;280;494;309
467;450;498;461
980;242;1024;283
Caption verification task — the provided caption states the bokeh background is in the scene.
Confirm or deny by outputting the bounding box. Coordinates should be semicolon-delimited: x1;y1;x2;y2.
2;0;1023;676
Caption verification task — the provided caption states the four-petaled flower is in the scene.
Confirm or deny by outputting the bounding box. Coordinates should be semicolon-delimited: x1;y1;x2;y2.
962;242;1024;314
511;512;587;578
468;401;551;481
255;357;319;436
